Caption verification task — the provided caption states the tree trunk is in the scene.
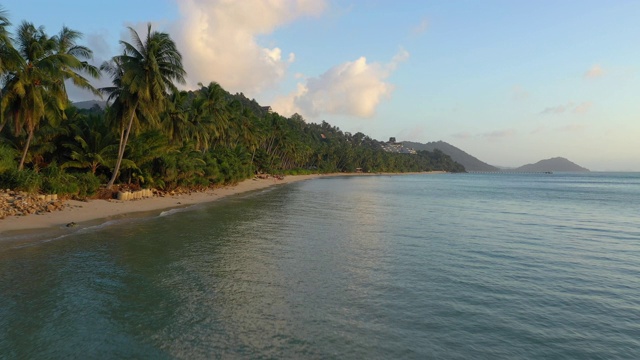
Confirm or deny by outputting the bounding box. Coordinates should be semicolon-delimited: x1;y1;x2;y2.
18;128;34;171
106;104;137;189
0;89;4;133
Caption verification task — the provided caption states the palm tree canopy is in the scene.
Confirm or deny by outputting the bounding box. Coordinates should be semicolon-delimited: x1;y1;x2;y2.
0;6;21;75
53;26;101;95
112;24;186;122
1;21;101;170
100;23;186;188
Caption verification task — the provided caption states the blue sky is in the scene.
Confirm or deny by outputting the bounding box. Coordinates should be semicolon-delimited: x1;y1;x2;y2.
5;0;640;170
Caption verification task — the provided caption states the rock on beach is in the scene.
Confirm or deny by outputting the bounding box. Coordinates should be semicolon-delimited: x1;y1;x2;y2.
0;189;66;219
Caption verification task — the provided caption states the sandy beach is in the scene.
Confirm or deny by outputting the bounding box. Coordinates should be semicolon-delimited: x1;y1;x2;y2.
0;172;445;239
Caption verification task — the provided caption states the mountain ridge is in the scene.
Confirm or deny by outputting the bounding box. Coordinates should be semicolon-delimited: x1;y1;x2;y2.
402;140;499;172
402;141;590;172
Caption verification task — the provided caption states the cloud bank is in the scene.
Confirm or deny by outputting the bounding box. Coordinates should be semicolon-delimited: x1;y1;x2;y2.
540;101;593;115
172;0;326;92
449;129;516;141
482;129;516;140
273;49;409;118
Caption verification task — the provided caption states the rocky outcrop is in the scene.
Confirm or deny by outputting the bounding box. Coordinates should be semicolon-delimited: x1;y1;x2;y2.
0;190;66;219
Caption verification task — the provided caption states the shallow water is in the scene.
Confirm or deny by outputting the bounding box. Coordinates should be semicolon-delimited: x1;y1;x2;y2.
1;173;639;359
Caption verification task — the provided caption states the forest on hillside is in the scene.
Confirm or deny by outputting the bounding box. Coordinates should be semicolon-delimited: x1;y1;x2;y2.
0;9;464;199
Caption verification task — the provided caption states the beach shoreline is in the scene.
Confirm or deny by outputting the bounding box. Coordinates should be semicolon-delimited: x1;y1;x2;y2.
0;171;446;239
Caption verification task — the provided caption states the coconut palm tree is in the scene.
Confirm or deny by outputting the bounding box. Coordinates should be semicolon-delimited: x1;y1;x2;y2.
2;22;99;170
162;90;194;146
3;22;61;170
62;112;117;174
52;26;101;97
0;6;18;75
0;7;22;133
187;96;212;152
197;81;229;147
101;24;186;189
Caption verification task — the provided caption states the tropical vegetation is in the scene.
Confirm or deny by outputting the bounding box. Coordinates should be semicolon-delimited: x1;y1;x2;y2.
0;9;464;199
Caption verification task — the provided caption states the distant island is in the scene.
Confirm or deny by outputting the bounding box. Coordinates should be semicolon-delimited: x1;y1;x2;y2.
403;141;589;172
515;157;590;172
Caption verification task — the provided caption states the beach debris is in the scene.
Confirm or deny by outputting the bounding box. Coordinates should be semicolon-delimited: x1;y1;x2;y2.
0;190;66;220
66;222;77;228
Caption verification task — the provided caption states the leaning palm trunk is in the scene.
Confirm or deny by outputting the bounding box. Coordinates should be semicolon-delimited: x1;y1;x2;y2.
106;103;137;189
18;127;34;170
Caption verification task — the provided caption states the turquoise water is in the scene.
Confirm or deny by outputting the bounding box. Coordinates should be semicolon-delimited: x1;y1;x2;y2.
1;173;639;359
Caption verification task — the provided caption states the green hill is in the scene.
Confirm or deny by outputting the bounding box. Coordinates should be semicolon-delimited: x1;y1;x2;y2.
516;157;589;172
402;141;498;172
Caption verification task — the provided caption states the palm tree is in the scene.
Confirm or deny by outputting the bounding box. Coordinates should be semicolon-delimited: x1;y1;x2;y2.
238;107;260;164
2;22;99;170
0;6;18;75
62;112;117;174
197;82;229;147
162;90;194;146
0;7;22;133
101;24;186;189
3;22;59;170
52;26;101;97
187;96;212;152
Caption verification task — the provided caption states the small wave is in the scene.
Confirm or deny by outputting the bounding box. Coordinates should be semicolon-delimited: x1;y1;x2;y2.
159;207;191;217
6;219;130;249
74;219;127;233
8;232;73;249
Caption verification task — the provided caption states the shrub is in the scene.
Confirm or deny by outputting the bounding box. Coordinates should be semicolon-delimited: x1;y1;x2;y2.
0;168;43;193
41;163;79;195
74;172;102;199
0;145;17;173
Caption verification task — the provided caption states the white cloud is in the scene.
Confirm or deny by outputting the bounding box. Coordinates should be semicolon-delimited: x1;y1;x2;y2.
411;18;429;36
67;30;114;101
86;30;112;61
540;104;567;115
273;48;409;118
540;101;593;115
573;101;593;114
451;131;472;140
482;129;516;140
172;0;326;92
584;64;604;79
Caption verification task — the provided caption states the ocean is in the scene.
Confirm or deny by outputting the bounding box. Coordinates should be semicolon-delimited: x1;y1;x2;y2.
1;173;639;359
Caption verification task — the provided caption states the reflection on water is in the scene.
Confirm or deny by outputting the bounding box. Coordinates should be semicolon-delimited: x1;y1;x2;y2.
1;173;640;358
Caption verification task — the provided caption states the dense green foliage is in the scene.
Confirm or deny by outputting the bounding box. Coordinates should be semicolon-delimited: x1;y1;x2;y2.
0;9;464;198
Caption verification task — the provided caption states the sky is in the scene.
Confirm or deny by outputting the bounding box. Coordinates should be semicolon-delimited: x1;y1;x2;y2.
4;0;640;171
